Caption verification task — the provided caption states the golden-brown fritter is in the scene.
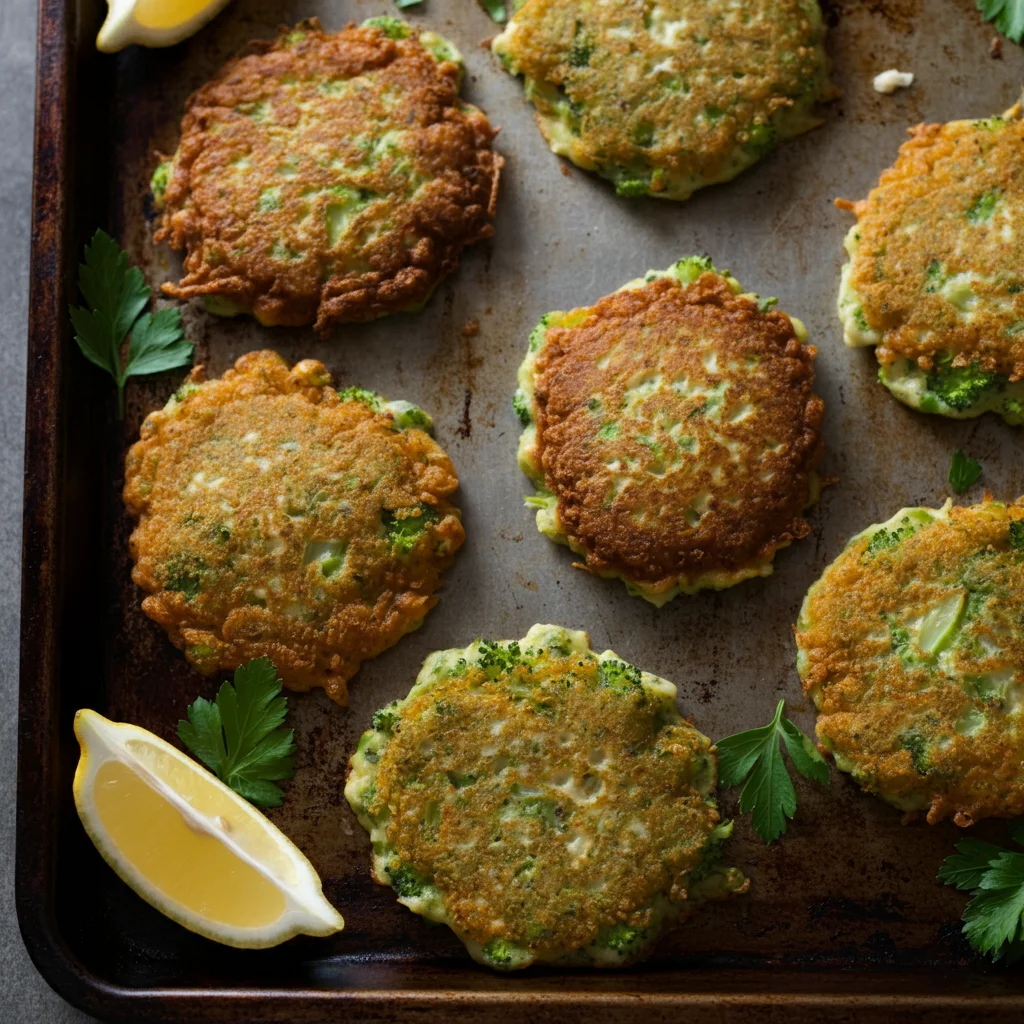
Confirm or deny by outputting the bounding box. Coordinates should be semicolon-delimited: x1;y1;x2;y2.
123;350;464;703
516;259;824;605
837;107;1024;423
152;18;502;333
346;624;747;970
492;0;835;200
796;498;1024;826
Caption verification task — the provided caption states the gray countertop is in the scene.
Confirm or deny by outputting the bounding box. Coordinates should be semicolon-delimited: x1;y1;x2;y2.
0;0;92;1019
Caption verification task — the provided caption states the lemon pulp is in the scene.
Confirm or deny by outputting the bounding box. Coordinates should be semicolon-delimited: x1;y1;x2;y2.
133;0;217;30
94;759;286;927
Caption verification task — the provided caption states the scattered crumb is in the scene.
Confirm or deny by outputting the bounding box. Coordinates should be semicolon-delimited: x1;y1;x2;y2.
873;69;914;94
559;164;573;178
460;317;480;338
990;37;1003;59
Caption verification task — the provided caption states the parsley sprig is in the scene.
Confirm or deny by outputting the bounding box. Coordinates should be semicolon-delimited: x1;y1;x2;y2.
716;700;830;844
178;658;297;808
69;229;193;418
949;449;982;495
940;822;1024;962
977;0;1024;43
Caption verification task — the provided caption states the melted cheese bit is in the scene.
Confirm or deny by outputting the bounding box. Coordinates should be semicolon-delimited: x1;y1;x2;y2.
873;69;914;95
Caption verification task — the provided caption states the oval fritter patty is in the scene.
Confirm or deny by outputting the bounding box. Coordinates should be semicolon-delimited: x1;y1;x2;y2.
345;623;747;970
796;499;1024;826
123;350;464;703
152;17;502;333
837;106;1024;423
492;0;835;200
515;258;825;605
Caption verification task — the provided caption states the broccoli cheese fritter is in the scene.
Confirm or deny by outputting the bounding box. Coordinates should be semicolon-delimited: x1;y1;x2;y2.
796;499;1024;826
492;0;835;200
516;258;825;605
345;623;747;970
152;17;501;333
837;106;1024;423
123;350;464;704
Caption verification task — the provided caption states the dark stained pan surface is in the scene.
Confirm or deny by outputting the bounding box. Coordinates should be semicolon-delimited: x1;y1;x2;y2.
18;0;1024;1020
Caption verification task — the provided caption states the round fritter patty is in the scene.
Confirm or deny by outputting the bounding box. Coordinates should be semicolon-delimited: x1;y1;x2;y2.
837;106;1024;423
796;499;1024;826
345;623;747;970
152;17;502;333
123;350;464;704
492;0;835;200
515;258;825;605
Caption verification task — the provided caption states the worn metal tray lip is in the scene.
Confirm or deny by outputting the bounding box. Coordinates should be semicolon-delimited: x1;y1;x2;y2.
14;0;1024;1020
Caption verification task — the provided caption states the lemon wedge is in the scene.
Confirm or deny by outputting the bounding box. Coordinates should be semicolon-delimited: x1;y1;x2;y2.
96;0;231;53
73;709;343;948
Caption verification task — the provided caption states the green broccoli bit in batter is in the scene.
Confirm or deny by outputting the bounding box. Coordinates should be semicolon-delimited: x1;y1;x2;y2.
164;553;206;601
597;421;620;440
151;161;172;207
383;505;440;554
481;937;529;967
899;730;931;775
338;385;384;411
599;658;643;694
386;401;431;431
372;703;400;733
926;358;1001;411
600;922;647;955
447;770;476;788
966;190;1000;224
744;121;777;158
615;179;650;198
364;16;411;39
386;862;429;898
478;639;522;676
567;22;594;67
866;517;918;555
528;314;552;352
1010;521;1024;552
512;388;532;425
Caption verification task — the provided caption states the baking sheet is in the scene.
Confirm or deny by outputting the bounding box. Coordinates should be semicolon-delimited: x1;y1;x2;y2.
19;0;1024;1017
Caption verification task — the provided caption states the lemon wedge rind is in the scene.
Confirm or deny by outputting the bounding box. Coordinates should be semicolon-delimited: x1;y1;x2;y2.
72;709;343;949
96;0;232;54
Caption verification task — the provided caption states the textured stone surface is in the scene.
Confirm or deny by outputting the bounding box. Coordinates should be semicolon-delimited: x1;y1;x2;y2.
0;0;93;1019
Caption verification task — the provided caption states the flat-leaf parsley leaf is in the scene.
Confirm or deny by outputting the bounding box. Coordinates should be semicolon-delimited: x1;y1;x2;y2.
69;229;193;418
178;657;297;807
949;449;982;495
716;700;829;844
939;821;1024;962
977;0;1024;43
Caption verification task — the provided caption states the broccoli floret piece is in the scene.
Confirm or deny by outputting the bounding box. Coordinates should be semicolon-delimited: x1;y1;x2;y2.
382;505;439;554
926;358;1000;411
966;190;1000;224
363;16;411;39
482;937;528;967
528;314;551;353
615;179;650;198
600;922;647;955
371;702;400;733
164;553;206;601
150;161;172;209
386;862;428;898
478;639;522;676
899;730;931;775
865;517;916;555
1010;521;1024;551
512;388;532;426
744;121;776;158
599;659;643;694
385;400;432;432
339;386;384;411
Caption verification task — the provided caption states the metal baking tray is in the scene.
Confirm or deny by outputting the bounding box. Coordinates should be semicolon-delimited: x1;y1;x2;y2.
18;0;1024;1019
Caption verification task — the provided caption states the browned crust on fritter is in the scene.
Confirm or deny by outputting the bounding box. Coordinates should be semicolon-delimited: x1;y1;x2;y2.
838;108;1024;378
123;350;464;703
155;19;502;333
798;499;1024;826
532;274;824;586
371;650;722;957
